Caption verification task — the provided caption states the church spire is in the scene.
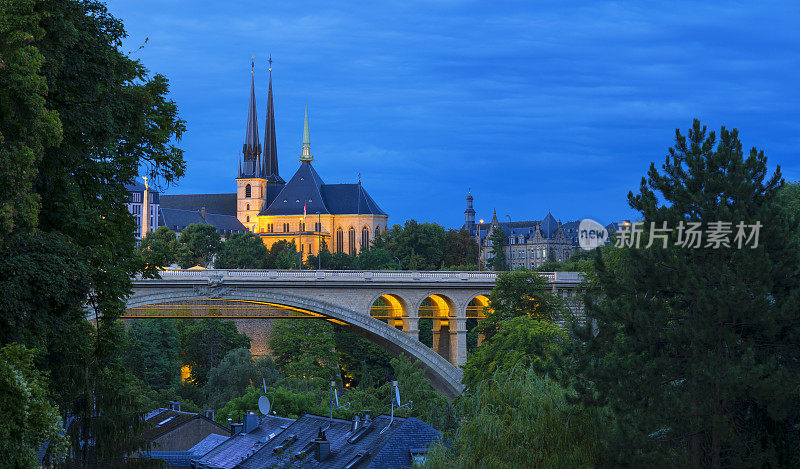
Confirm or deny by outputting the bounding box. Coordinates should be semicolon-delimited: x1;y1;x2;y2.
242;56;262;176
262;55;283;182
300;103;313;161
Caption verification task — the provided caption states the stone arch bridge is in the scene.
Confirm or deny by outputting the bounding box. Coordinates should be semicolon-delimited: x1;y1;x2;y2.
126;270;582;398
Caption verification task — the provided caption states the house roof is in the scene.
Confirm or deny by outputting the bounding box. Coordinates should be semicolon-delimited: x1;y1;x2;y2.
187;433;230;459
193;415;294;469
141;408;229;442
237;413;439;469
160;193;238;217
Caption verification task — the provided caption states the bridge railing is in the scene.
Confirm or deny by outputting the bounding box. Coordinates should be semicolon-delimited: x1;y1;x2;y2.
142;269;583;284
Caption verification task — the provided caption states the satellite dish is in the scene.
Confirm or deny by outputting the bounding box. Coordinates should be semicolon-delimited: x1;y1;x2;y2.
258;395;271;416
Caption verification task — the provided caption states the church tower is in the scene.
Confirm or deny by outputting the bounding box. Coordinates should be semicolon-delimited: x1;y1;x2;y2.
463;189;475;231
236;57;275;232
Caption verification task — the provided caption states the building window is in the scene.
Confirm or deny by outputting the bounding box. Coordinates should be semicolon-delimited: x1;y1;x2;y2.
315;222;321;232
246;204;250;211
267;223;273;233
361;226;369;251
246;216;250;222
245;184;251;198
336;227;344;253
348;227;356;255
375;225;381;236
283;223;289;232
300;222;305;231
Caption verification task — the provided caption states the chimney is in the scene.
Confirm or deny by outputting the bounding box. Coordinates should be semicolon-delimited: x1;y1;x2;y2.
231;422;244;434
227;417;233;431
205;409;214;421
244;411;259;433
314;428;330;462
200;206;207;220
168;400;181;411
351;414;360;433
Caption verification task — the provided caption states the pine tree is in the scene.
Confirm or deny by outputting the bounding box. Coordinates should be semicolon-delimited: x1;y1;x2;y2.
571;120;800;466
488;226;507;271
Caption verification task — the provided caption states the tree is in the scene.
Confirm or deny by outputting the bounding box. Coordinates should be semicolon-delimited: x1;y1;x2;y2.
269;319;339;388
333;327;393;388
0;0;186;463
426;367;604;468
205;348;260;409
475;270;566;339
0;0;61;236
380;220;446;270
214;231;268;269
0;344;68;467
388;355;454;431
126;319;180;390
536;248;596;273
487;226;507;271
462;316;568;389
139;226;178;273
356;247;398;270
177;223;221;268
180;319;251;386
572;120;800;466
443;229;478;268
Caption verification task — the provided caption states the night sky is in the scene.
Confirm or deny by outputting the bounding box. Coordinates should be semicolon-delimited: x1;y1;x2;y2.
109;1;800;228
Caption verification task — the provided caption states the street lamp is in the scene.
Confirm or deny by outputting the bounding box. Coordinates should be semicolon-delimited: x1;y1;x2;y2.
477;219;484;271
506;215;512;270
317;211;321;270
394;256;401;270
299;216;303;270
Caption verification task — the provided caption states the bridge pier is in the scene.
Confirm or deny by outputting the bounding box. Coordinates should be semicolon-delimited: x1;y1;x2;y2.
450;318;468;367
402;316;419;341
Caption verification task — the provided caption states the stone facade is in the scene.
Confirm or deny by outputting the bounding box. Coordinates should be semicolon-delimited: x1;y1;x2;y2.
463;192;579;270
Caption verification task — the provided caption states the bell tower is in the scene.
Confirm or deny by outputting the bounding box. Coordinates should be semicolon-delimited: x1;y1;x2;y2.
236;56;268;232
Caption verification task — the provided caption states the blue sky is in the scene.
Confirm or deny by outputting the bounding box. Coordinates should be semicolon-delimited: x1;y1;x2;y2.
110;0;800;228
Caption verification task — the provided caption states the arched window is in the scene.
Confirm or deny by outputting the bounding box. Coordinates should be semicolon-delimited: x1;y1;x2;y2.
361;226;370;251
246;216;250;222
246;204;250;211
348;227;356;255
245;184;251;198
336;227;344;253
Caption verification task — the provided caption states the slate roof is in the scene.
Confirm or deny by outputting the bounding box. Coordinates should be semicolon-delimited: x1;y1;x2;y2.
322;184;387;216
237;414;439;469
160;193;238;217
188;433;231;459
125;180;148;192
367;418;441;469
260;161;386;217
141;409;229;443
540;212;558;238
193;415;294;469
159;208;246;235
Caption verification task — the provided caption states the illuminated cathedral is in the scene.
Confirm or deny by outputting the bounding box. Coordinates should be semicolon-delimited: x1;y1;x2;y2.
141;60;388;259
234;62;388;258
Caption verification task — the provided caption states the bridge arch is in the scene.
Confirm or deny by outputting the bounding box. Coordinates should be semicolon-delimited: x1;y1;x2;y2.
368;293;409;330
125;288;465;398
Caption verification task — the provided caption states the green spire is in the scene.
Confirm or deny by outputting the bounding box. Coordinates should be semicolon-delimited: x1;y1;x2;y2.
300;102;313;161
303;103;310;145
